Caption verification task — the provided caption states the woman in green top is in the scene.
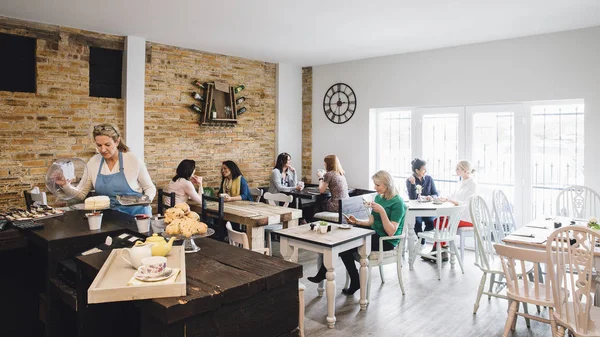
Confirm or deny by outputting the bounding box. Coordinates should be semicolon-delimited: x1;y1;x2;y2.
307;170;406;295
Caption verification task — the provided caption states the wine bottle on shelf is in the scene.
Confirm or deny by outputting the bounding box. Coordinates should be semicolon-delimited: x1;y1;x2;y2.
192;80;205;89
237;107;247;115
191;104;202;113
192;92;205;101
235;96;246;105
211;101;217;119
234;84;245;94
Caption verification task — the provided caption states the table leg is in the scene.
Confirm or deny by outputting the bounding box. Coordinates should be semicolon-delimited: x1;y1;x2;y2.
316;253;324;297
246;226;265;251
323;250;336;328
358;237;371;310
405;210;417;270
280;238;293;262
284;219;299;229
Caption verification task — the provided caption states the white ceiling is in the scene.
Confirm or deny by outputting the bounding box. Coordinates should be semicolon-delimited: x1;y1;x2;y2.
2;0;600;66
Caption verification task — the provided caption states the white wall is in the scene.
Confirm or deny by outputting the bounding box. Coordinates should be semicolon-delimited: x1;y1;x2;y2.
312;26;600;192
123;36;146;160
276;64;303;177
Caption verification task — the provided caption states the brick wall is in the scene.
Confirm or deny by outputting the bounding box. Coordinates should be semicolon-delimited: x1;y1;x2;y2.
0;17;276;210
301;67;312;183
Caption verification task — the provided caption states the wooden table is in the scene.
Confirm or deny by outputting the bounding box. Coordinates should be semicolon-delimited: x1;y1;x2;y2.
190;200;302;250
276;223;374;328
76;238;302;337
404;200;458;269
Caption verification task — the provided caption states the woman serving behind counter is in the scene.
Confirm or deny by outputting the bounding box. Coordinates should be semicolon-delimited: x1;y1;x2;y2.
55;123;156;216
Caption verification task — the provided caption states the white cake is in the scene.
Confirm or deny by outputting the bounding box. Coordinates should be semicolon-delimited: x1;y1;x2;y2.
85;196;110;210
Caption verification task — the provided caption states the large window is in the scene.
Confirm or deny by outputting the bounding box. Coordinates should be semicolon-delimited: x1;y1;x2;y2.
374;100;584;224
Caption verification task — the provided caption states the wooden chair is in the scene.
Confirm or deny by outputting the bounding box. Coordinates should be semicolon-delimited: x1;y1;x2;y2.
412;205;467;280
23;190;47;210
225;221;306;337
313;194;373;224
494;244;557;337
202;195;225;241
345;215;407;300
546;226;600;337
263;192;293;255
470;195;536;316
492;189;517;240
157;188;176;215
556;185;600;219
249;187;263;203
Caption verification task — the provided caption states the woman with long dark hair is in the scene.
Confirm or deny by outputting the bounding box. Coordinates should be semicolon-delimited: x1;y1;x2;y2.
269;152;301;193
166;159;204;204
406;158;438;248
219;160;252;202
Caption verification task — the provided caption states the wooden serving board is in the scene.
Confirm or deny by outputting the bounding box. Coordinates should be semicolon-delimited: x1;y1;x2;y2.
88;246;186;304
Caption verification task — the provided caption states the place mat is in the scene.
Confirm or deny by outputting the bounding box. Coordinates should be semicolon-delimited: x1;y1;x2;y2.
504;235;547;244
127;268;180;286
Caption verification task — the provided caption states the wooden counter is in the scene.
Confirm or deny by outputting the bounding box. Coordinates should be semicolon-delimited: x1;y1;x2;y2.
76;238;303;337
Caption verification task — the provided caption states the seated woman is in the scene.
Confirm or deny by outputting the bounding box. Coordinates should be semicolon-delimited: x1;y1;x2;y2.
269;152;301;193
308;170;406;295
166;159;204;205
219;160;252;202
406;158;438;247
55;123;156;216
317;155;349;212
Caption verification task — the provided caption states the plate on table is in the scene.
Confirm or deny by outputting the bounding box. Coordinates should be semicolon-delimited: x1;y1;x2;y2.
418;199;432;203
116;195;151;206
134;268;173;282
338;224;352;230
432;201;444;205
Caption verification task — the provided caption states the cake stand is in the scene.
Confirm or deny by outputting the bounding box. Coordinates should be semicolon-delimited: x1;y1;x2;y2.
162;228;215;253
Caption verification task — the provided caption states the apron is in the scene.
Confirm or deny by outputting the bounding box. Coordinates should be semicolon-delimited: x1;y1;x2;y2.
94;151;151;216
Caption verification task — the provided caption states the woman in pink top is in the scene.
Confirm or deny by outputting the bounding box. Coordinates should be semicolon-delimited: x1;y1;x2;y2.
166;159;204;205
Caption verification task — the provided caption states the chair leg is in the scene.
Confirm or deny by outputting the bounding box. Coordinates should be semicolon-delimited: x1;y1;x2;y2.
522;302;531;328
437;244;442;280
367;263;373;302
555;325;565;337
459;230;466;263
549;308;557;337
266;231;273;256
344;271;350;289
473;272;487;314
396;257;405;295
451;242;464;274
503;300;519;337
298;286;305;337
488;274;496;300
379;264;385;283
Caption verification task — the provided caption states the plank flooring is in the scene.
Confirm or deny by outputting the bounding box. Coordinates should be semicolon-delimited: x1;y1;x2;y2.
271;242;552;337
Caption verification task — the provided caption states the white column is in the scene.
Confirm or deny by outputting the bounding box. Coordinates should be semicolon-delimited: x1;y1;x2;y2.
276;63;303;178
123;36;146;160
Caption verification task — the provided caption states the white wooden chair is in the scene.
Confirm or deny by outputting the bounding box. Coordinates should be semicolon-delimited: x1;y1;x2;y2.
249;187;263;203
494;244;557;337
470;195;536;316
344;222;407;300
555;185;600;219
546;226;600;337
263;192;293;255
412;205;467;280
492;189;517;240
225;221;270;255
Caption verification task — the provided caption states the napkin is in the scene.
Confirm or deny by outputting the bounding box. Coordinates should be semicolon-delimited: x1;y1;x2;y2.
127;268;180;286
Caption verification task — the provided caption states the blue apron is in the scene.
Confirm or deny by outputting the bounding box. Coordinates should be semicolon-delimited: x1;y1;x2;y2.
94;151;151;216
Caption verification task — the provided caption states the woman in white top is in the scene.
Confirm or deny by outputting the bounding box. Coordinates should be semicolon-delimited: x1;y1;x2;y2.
439;159;477;226
167;159;204;205
55;123;156;216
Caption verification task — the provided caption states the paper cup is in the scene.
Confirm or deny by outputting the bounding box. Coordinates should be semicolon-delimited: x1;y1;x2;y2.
135;214;150;233
86;213;103;230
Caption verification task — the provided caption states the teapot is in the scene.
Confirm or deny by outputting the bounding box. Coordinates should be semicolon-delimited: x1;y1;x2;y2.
121;241;153;269
144;233;175;257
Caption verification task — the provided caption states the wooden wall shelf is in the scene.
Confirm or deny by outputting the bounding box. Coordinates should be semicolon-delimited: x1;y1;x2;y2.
190;80;246;127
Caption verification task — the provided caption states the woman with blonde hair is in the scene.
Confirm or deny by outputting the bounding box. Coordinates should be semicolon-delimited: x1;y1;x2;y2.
55;123;156;216
308;170;406;295
317;155;349;212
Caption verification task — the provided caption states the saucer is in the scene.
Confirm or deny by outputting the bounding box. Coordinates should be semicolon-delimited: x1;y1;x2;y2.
432;201;444;205
338;224;352;230
134;267;173;282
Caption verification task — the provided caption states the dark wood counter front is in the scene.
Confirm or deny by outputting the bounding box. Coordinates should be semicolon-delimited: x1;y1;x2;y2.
77;238;303;337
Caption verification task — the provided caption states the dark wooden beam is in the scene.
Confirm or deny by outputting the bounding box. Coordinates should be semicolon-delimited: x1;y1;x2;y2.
0;16;60;43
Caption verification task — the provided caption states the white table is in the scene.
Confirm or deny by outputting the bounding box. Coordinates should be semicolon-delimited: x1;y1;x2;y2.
404;200;458;269
276;224;374;328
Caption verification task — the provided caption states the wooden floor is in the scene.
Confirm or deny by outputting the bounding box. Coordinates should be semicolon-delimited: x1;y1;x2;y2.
271;242;552;337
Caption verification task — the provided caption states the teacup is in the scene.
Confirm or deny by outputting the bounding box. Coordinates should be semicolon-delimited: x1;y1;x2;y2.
219;193;229;199
297;181;305;190
86;212;103;230
137;256;167;278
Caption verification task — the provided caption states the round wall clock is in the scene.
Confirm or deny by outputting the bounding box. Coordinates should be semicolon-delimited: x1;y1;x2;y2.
323;83;357;124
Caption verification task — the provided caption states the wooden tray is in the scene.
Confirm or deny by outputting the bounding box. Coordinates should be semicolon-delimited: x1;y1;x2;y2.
88;246;186;304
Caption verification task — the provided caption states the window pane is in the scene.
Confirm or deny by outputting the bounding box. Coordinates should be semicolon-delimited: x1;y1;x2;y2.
422;113;459;196
377;110;411;193
531;103;584;218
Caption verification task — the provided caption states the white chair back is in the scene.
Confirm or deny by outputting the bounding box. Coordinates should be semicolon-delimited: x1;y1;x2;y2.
492;189;516;239
470;195;503;271
556;185;600;219
264;192;293;207
249;187;263;203
546;226;600;334
226;221;250;249
432;205;467;240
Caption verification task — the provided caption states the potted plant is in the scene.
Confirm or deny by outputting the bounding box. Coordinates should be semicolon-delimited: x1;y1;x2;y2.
318;221;330;234
588;217;599;230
